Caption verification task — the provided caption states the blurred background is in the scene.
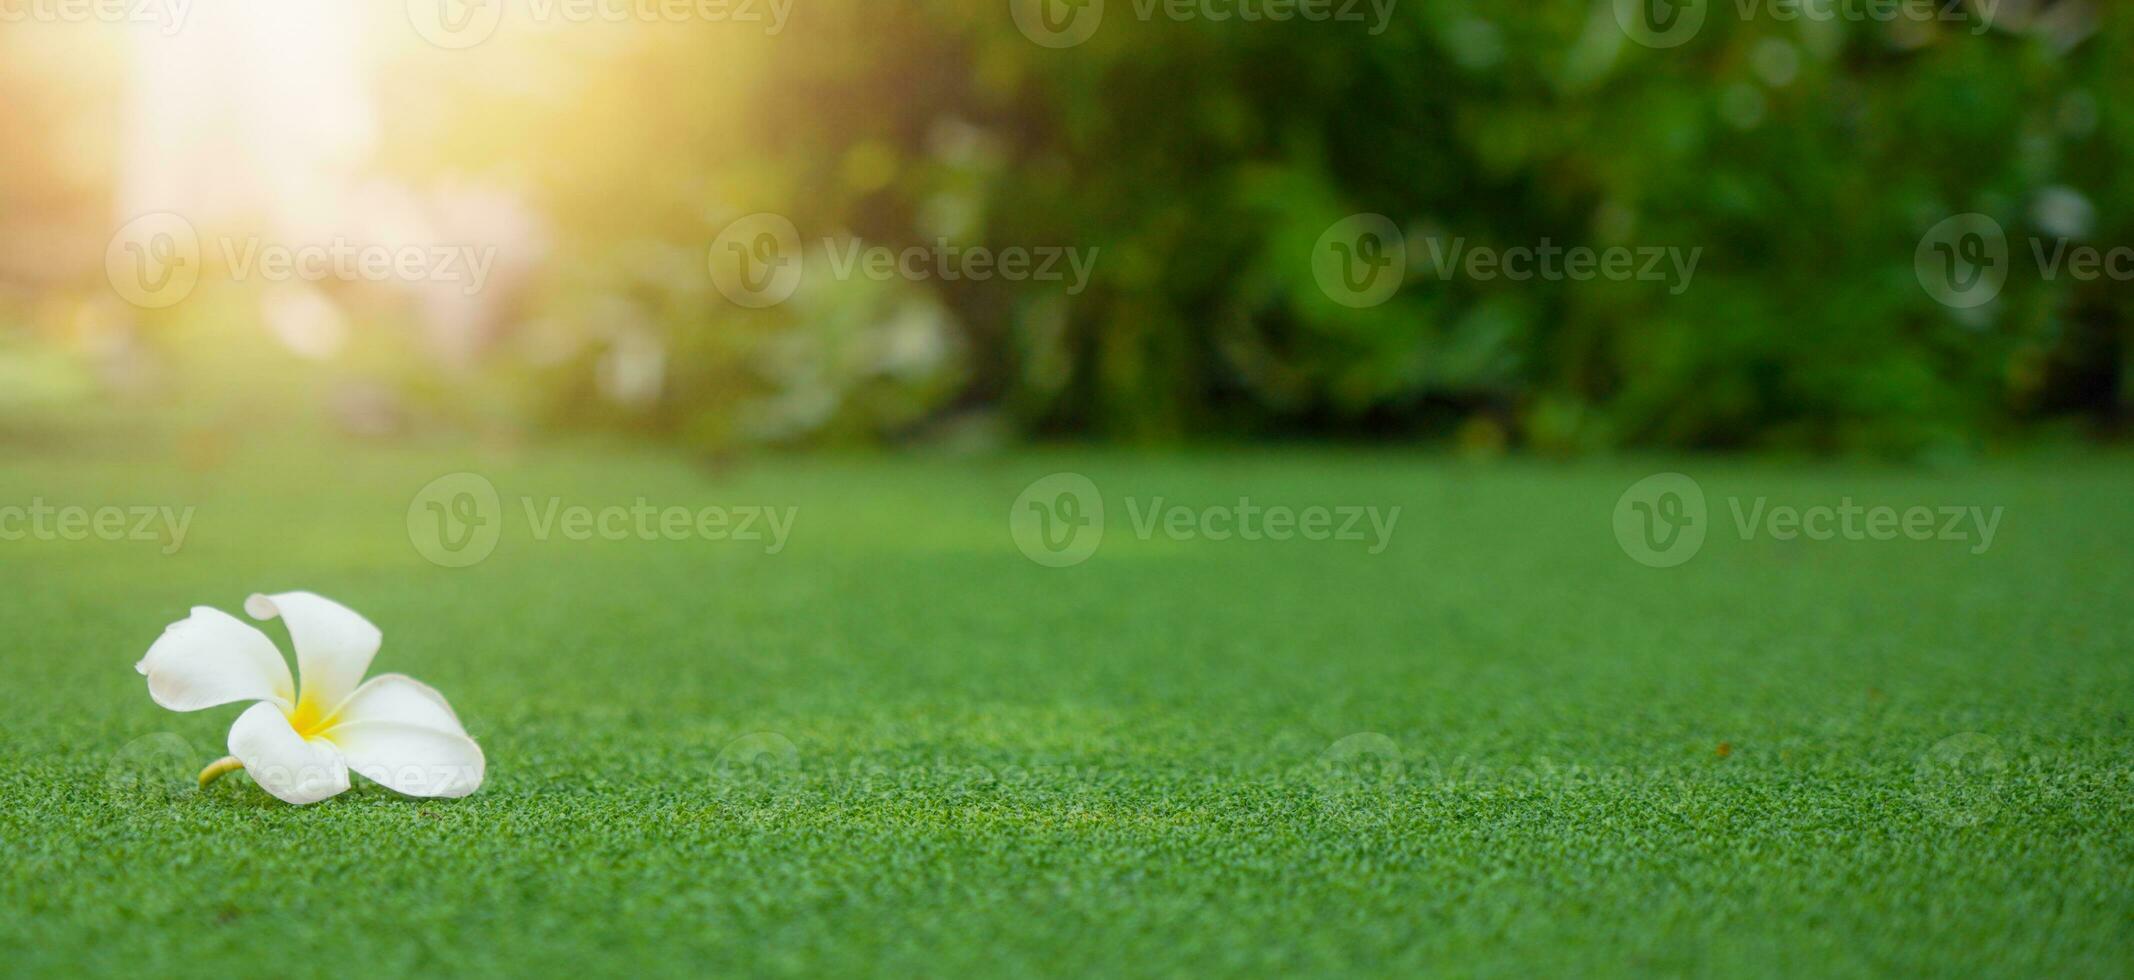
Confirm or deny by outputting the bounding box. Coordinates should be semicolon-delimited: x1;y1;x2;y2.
0;0;2121;459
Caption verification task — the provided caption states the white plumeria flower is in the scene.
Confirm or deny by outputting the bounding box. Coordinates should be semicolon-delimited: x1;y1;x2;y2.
136;592;484;805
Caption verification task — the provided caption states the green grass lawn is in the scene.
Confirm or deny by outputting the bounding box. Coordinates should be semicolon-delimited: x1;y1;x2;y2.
3;437;2130;977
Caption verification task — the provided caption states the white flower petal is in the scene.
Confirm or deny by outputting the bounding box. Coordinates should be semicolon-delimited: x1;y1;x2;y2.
135;606;295;712
245;592;380;714
329;722;485;798
332;674;468;736
227;701;350;805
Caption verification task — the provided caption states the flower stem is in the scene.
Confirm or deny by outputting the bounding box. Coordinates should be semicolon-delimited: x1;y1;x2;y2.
198;756;244;788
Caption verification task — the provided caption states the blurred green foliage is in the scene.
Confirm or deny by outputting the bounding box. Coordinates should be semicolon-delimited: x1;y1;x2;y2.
505;0;2128;454
2;2;2128;455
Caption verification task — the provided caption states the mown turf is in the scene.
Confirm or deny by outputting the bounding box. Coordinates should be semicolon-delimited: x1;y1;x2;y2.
2;437;2130;977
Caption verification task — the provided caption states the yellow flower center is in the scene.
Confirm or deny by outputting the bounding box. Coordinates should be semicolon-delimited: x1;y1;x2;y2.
286;696;338;739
